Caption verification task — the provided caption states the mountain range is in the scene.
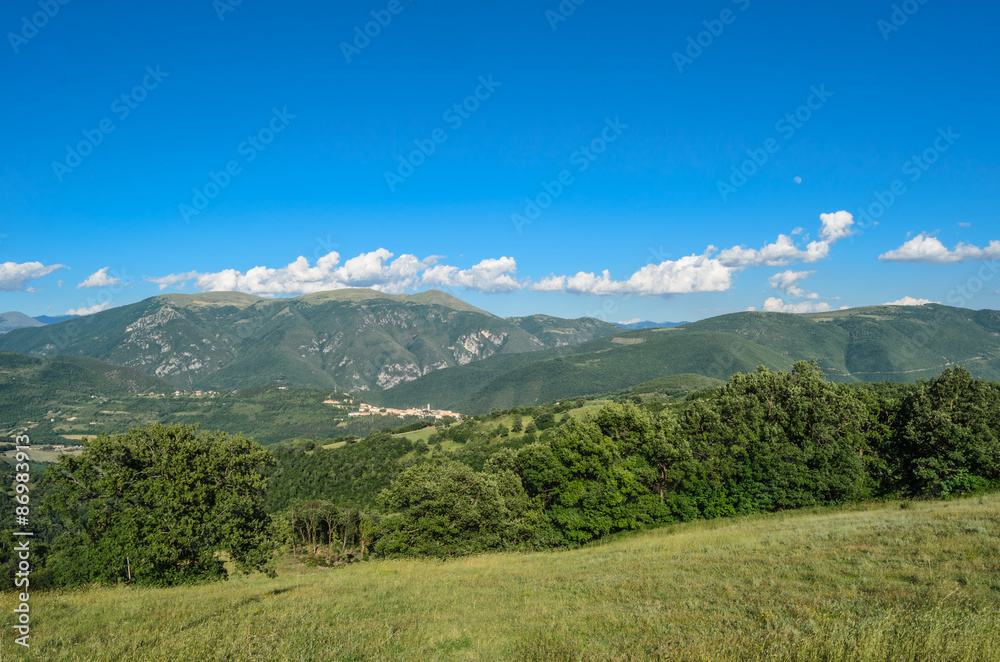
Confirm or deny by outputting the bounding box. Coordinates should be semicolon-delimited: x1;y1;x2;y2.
0;290;619;392
3;291;1000;415
369;303;1000;412
0;312;79;334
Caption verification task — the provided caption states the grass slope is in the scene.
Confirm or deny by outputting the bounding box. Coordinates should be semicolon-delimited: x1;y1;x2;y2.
4;495;997;661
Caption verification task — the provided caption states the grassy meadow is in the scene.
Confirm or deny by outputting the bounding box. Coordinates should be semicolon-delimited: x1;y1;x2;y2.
3;495;998;661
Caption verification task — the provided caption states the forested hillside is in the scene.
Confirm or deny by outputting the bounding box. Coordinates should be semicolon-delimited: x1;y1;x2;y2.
374;304;1000;413
4;362;999;590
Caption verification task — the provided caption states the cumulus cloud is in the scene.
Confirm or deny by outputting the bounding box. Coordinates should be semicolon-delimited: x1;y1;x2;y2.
762;297;832;313
146;211;856;300
717;235;831;267
0;261;67;292
78;267;122;289
717;234;827;267
421;257;520;293
147;251;517;296
884;296;937;306
530;275;567;292
716;211;854;269
537;252;733;296
66;301;114;316
768;270;819;299
879;234;1000;263
622;254;733;294
819;210;855;243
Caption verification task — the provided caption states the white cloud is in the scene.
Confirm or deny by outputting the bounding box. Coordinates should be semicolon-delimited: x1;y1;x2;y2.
623;254;733;294
879;234;1000;263
717;235;830;267
564;269;624;296
540;252;733;296
716;211;853;269
768;270;819;299
421;257;520;293
147;251;517;296
819;210;855;243
619;318;642;325
66;301;113;316
530;275;567;292
146;211;857;301
762;297;832;313
0;261;67;292
78;267;122;289
884;296;937;306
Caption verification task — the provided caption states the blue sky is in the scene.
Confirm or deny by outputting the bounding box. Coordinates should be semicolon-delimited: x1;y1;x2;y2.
3;0;999;323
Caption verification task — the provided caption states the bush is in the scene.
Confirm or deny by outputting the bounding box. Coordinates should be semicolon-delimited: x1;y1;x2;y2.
374;459;535;557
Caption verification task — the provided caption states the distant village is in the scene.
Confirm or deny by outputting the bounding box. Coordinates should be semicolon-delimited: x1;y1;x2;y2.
331;398;462;422
133;389;463;422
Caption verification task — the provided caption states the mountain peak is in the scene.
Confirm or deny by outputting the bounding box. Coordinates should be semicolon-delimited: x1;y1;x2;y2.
0;311;46;334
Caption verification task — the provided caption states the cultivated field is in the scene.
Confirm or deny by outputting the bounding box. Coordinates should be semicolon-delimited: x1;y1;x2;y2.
2;495;998;661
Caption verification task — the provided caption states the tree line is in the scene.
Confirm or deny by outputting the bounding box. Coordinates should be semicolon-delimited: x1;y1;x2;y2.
3;363;997;587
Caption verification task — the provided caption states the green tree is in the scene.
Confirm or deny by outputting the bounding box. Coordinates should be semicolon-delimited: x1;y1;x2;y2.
44;423;277;586
681;362;869;512
896;366;1000;496
375;459;533;557
534;412;557;430
515;415;657;545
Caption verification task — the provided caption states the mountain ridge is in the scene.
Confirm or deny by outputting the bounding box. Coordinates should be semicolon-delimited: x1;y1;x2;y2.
370;303;1000;413
0;289;620;392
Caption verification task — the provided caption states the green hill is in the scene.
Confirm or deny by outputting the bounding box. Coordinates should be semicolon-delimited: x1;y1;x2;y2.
0;289;620;392
374;304;1000;413
0;352;174;441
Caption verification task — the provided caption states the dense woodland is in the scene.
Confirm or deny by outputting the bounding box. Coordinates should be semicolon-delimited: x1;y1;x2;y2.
3;363;999;588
